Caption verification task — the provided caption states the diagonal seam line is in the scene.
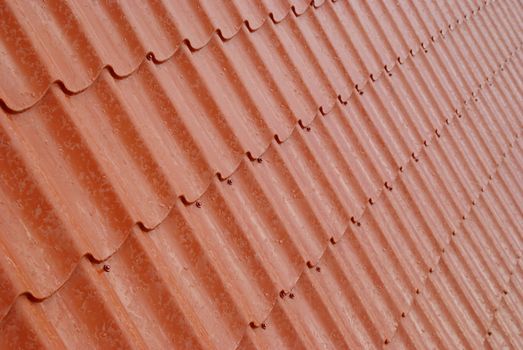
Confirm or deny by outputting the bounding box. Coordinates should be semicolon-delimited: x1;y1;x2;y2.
387;132;523;346
481;255;523;346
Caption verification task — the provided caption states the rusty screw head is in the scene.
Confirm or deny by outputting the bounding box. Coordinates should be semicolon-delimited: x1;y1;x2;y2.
103;264;111;272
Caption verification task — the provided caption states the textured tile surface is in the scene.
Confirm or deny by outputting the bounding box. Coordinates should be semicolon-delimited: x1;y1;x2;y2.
0;0;522;349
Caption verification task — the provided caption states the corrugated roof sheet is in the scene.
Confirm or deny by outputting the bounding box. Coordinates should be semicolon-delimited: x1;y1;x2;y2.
0;0;522;348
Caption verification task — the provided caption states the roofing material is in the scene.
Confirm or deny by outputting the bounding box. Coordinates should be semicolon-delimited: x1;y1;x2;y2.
0;0;522;349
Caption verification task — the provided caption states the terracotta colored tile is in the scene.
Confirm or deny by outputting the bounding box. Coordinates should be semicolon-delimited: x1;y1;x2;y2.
0;0;522;348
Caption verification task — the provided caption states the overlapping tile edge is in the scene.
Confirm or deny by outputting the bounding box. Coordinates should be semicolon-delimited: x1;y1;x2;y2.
0;0;326;113
484;259;523;348
1;0;516;116
0;0;521;321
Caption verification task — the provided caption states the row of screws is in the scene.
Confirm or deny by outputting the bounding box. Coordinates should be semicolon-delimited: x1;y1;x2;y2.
186;0;511;216
382;38;519;348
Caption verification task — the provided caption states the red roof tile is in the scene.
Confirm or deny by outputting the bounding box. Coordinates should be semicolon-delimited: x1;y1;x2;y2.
0;0;522;348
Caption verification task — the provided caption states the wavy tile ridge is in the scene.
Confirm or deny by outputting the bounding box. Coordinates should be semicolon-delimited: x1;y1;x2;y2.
0;27;519;324
0;0;332;113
